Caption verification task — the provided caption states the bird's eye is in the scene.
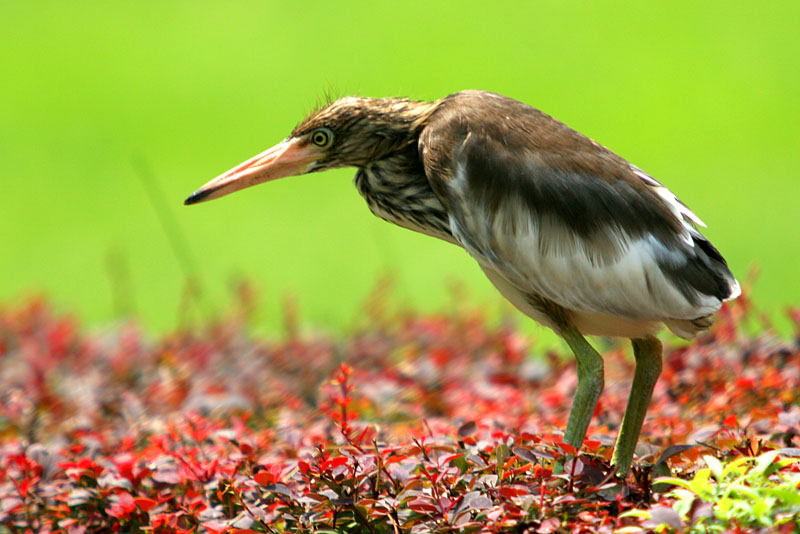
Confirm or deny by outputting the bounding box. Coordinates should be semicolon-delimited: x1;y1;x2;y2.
310;127;333;147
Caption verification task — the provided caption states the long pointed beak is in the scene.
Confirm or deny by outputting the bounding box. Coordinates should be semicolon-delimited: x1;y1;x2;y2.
184;137;318;205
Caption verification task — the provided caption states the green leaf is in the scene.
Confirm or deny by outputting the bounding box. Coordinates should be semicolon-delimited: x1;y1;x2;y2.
767;487;800;505
751;450;780;479
618;509;651;519
688;468;713;495
724;478;760;500
495;444;509;477
750;497;770;519
721;456;753;479
704;455;723;480
453;454;469;474
655;476;694;491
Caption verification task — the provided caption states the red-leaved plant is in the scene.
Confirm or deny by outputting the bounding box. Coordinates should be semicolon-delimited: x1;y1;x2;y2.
0;288;798;533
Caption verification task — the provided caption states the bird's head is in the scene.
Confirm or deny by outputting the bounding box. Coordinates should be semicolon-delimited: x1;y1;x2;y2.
184;96;435;205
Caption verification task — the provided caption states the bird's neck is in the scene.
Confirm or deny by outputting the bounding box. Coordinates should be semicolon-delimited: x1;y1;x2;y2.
354;145;454;243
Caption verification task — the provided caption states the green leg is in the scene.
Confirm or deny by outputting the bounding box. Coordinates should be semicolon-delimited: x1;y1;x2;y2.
560;328;605;448
612;336;663;475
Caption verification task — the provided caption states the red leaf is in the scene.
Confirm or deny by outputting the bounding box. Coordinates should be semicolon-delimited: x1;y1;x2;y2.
383;454;407;466
17;477;31;499
408;499;438;514
118;492;136;514
254;471;275;485
135;497;158;512
353;425;373;445
498;486;526;498
106;505;127;519
326;456;348;470
583;439;602;451
114;453;137;482
106;492;136;519
537;517;561;533
532;466;552;479
297;460;310;474
557;442;576;455
443;453;465;464
723;414;738;427
502;464;532;480
734;376;755;390
203;521;231;534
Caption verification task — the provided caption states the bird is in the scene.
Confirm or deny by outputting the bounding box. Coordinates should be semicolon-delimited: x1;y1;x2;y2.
185;90;740;475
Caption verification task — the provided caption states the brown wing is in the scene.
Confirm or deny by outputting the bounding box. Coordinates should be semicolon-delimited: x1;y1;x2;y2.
419;90;739;320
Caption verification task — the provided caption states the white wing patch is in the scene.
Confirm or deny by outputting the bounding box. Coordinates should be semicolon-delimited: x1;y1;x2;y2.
631;165;706;246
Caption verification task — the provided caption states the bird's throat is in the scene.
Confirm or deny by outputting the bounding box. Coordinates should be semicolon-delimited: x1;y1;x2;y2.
354;150;454;244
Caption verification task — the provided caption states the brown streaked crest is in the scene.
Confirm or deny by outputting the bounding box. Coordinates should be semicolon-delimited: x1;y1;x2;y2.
290;96;438;169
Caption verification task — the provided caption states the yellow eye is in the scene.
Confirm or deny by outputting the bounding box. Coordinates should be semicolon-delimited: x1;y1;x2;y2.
311;127;333;147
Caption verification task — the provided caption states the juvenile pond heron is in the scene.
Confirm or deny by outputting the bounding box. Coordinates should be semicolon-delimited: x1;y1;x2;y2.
185;90;740;474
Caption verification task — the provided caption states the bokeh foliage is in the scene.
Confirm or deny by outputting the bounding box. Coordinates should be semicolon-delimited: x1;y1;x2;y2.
2;1;798;332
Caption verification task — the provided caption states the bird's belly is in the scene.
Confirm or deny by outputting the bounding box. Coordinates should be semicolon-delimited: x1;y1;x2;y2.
480;265;662;338
450;210;721;325
570;310;662;338
479;265;560;330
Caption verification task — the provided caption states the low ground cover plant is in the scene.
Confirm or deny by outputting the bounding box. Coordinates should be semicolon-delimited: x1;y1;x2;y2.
1;289;798;533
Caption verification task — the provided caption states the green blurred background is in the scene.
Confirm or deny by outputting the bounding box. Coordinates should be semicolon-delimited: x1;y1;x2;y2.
2;1;798;336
